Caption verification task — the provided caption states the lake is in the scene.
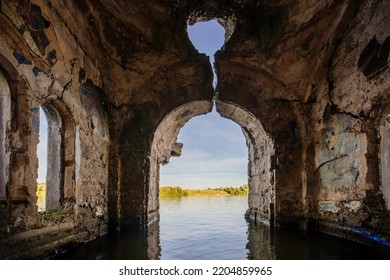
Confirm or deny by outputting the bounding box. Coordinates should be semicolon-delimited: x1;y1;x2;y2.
56;196;390;259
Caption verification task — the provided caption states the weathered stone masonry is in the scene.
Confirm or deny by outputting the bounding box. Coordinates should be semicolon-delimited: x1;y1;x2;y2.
0;0;389;258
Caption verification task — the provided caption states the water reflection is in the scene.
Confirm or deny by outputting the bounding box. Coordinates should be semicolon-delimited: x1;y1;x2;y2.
56;196;390;260
246;223;275;259
247;222;390;260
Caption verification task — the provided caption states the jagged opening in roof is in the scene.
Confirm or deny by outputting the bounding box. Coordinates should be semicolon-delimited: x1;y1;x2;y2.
187;19;226;89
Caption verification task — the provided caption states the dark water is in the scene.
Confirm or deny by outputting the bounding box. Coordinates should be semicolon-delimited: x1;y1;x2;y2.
57;196;390;260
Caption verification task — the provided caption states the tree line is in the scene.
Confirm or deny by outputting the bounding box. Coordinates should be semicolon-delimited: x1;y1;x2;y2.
159;184;248;197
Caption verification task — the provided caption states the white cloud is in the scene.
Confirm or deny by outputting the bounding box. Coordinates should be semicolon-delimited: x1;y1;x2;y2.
179;110;246;144
163;155;247;173
161;153;248;188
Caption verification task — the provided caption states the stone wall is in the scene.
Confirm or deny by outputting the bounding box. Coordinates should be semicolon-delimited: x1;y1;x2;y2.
315;0;390;235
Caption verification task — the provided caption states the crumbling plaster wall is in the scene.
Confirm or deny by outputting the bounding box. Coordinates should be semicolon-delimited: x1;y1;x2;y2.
313;0;390;233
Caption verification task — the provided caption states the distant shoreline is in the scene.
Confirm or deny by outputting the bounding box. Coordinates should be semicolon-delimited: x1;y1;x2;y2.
36;183;248;198
159;185;248;197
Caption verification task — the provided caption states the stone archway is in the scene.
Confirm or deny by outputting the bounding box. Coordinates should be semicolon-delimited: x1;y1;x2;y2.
148;99;275;227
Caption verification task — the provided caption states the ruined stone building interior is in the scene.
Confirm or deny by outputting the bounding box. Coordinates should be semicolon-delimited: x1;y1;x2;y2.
0;0;390;259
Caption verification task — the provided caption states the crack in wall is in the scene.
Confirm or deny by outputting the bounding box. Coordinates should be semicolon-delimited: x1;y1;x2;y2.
315;153;348;172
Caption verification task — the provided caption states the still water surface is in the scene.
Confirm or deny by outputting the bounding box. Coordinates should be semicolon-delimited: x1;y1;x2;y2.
57;196;390;259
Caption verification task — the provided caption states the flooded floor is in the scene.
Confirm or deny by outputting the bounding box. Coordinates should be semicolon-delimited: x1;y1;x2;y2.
56;196;390;260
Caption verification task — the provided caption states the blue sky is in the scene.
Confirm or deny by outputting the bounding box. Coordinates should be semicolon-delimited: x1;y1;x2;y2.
37;20;248;188
37;107;47;183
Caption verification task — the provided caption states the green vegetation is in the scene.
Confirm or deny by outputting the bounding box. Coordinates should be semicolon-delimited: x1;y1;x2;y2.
36;183;46;211
159;186;189;197
186;188;228;196
36;183;46;197
36;183;70;217
218;184;248;196
159;185;248;198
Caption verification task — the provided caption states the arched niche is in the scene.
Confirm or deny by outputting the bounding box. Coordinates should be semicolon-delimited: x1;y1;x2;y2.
380;104;390;210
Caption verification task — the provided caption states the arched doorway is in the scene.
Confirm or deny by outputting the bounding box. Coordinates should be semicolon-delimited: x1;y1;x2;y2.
149;100;275;227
